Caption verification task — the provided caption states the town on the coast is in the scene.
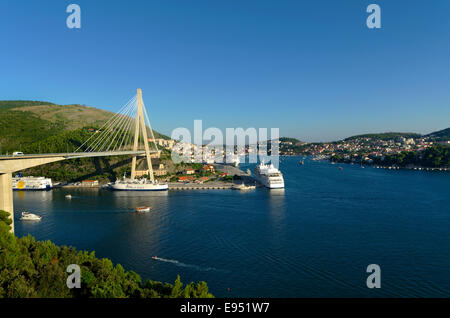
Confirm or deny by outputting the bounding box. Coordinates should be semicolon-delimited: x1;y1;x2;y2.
278;130;450;171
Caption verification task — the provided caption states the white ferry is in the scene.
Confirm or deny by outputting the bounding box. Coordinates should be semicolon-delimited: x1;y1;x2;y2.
253;161;285;189
110;177;168;191
12;175;52;190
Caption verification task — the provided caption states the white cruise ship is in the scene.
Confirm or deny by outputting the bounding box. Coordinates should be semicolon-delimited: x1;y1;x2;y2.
253;161;285;189
12;176;52;190
110;178;168;191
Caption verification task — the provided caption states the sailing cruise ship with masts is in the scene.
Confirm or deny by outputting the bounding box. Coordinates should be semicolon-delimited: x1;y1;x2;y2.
110;89;168;191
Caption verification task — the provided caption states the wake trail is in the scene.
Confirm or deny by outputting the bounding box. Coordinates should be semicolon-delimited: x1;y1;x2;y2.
152;256;228;273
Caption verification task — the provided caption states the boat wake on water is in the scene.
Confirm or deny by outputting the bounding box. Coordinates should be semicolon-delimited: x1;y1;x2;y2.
152;256;228;273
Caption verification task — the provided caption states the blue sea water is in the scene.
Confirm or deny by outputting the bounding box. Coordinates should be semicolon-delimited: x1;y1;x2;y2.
13;157;450;297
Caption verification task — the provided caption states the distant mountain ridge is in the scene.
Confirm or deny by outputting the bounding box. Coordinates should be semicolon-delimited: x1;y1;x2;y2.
0;100;56;110
425;127;450;141
279;137;307;146
0;100;169;153
343;128;449;142
344;132;421;141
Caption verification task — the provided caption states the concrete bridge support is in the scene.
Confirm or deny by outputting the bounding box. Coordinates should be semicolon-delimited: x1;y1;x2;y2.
0;156;65;235
0;173;14;234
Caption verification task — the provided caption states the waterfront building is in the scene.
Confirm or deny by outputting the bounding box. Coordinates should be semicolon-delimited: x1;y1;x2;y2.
178;176;195;182
81;180;99;187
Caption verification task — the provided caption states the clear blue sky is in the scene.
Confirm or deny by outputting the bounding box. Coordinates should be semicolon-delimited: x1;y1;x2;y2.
1;0;449;142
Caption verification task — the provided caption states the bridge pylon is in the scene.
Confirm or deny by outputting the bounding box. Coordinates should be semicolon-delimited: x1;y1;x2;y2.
130;88;154;181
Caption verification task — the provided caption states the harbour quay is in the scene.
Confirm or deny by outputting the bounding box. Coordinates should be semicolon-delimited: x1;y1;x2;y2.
168;181;234;190
169;164;258;190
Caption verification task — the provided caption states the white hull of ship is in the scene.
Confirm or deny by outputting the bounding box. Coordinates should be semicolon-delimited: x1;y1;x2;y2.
253;173;285;189
110;182;168;191
12;177;52;190
13;185;52;190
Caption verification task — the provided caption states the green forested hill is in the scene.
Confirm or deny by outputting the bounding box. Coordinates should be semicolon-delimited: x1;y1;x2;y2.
425;127;450;141
19;128;140;182
343;129;450;142
0;100;55;110
0;109;64;153
279;137;301;144
344;132;421;141
0;100;169;154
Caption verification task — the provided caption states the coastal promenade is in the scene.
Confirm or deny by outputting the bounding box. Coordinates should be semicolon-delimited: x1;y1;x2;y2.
373;165;449;171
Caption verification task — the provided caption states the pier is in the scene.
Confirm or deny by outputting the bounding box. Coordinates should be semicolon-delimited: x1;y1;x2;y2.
168;182;234;190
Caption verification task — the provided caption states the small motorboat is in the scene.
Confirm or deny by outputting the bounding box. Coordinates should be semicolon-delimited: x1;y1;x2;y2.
20;212;42;221
65;194;72;199
232;183;256;190
152;256;158;260
136;206;151;213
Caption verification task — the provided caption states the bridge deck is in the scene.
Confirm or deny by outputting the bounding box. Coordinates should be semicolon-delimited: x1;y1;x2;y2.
0;150;156;160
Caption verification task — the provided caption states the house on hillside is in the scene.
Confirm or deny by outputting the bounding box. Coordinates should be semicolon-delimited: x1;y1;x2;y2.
198;176;210;183
178;176;195;182
184;168;196;175
202;165;215;173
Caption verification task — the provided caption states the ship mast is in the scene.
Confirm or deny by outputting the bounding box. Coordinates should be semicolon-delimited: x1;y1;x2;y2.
130;88;154;181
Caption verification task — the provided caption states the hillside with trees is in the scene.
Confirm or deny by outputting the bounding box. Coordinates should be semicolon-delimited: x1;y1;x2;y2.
373;145;450;168
425;127;450;141
344;132;421;141
0;100;169;154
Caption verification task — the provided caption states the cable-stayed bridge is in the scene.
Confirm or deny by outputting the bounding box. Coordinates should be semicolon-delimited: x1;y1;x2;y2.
0;89;160;234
